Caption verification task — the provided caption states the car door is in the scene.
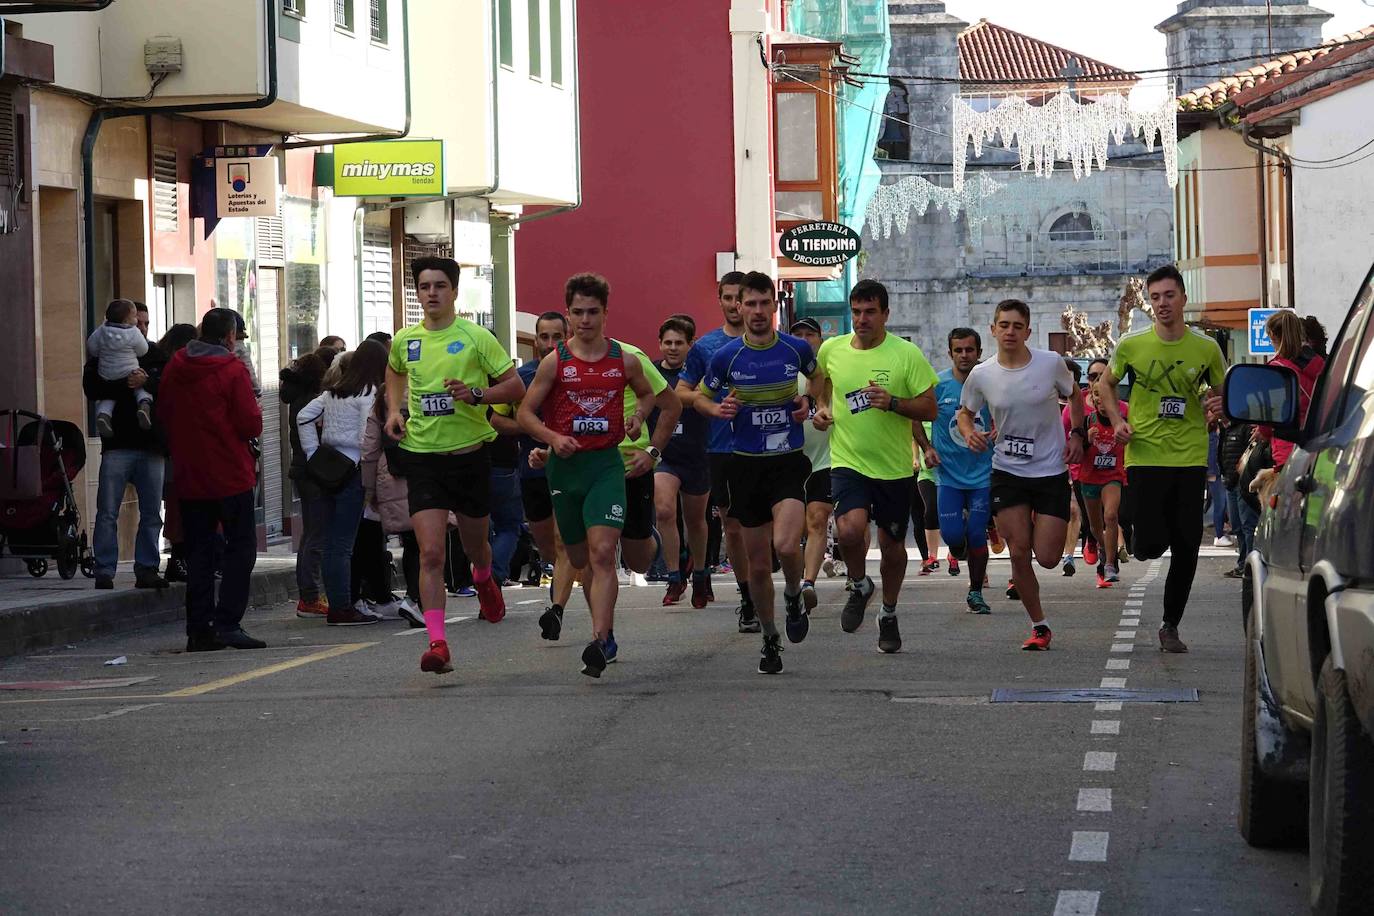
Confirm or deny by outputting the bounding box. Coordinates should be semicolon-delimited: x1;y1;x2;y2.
1280;270;1374;716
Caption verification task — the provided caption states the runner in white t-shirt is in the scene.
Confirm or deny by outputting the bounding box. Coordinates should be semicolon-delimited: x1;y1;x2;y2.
959;299;1084;651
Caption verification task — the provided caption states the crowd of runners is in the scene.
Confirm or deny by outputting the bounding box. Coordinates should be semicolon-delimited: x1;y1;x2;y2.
385;257;1226;677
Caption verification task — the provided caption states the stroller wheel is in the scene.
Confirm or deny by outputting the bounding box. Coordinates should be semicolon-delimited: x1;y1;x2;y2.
80;556;95;579
26;559;48;578
57;525;78;580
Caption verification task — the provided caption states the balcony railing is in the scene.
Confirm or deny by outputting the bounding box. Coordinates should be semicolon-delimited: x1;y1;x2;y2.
972;229;1171;277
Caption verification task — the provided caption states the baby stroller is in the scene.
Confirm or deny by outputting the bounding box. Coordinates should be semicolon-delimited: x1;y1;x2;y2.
0;409;95;580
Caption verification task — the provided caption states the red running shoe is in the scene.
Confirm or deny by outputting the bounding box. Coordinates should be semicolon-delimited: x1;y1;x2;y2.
1083;540;1098;566
690;575;710;609
1021;625;1052;651
663;578;687;606
420;640;453;673
1096;572;1113;589
476;576;506;623
918;558;940;576
947;556;960;577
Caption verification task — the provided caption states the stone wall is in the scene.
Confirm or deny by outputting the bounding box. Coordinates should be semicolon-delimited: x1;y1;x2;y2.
1156;0;1331;87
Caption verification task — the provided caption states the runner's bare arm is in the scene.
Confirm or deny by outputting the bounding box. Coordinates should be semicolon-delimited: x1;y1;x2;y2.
674;378;701;411
488;408;520;437
1065;388;1086;465
957;406;990;452
912;421;939;467
1095;369;1132;443
890;386;937;421
484;366;526;405
517;353;578;456
385;366;408;439
648;389;680;453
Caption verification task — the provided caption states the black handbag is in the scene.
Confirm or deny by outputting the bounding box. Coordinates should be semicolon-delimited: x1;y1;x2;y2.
306;443;358;491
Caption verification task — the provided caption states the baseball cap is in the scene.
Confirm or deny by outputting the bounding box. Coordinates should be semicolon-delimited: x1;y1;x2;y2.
205;307;249;340
790;317;823;335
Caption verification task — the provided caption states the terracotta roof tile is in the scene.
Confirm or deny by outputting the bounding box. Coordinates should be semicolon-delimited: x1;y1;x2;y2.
1177;25;1374;112
957;19;1137;85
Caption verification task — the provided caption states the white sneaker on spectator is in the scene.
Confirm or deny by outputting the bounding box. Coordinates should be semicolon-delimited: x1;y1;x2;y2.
367;595;405;619
398;596;424;628
352;600;384;622
1213;535;1235;548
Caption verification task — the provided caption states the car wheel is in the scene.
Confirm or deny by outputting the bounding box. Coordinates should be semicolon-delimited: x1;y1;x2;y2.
1239;615;1307;847
1309;656;1374;914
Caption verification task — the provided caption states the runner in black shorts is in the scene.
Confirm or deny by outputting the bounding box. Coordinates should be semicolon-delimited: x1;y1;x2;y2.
384;256;527;675
789;317;834;612
651;316;713;608
958;300;1083;651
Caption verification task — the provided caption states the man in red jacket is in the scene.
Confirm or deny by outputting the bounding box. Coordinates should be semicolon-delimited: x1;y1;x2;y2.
159;308;266;651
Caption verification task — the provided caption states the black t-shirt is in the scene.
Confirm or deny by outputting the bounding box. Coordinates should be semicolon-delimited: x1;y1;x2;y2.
652;359;708;467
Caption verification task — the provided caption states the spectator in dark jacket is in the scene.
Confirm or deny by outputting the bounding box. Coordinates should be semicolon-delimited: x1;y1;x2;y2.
156;324;199;582
280;346;338;618
82;301;168;591
159;309;265;652
1219;420;1254;578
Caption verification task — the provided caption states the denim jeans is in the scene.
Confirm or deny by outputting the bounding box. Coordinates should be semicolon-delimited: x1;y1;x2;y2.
296;493;332;602
93;449;165;578
488;466;522;583
1208;476;1229;535
1228;485;1259;566
321;470;365;612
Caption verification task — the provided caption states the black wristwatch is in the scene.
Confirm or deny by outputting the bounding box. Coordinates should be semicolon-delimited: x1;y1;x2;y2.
470;387;484;405
887;396;901;412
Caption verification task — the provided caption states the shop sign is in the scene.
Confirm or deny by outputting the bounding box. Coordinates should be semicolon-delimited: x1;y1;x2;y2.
333;140;445;197
215;149;280;218
779;221;862;267
1248;308;1280;356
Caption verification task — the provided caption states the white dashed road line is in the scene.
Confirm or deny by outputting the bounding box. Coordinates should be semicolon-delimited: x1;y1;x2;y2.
1054;890;1101;916
1069;831;1110;862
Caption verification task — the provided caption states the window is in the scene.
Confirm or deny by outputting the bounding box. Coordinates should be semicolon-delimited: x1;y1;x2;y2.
528;0;541;79
334;0;353;32
283;0;303;14
498;0;512;67
549;0;562;85
1048;211;1095;241
369;0;386;42
1311;278;1373;433
772;51;839;232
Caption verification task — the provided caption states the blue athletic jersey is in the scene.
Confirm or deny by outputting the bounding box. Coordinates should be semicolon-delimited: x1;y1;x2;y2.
679;327;741;454
932;367;993;489
700;332;817;456
516;359;545;479
652;360;709;467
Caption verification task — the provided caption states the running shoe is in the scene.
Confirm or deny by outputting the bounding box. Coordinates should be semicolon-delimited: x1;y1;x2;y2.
737;602;761;634
580;640;608;678
452;585;477;598
988;525;1005;555
663;577;687;606
758;633;783;675
784;590;809;644
365;595;406;619
295;598;328;619
1117;545;1130;564
1222;566;1244;579
1006;580;1019;601
398;597;425;629
1158;625;1189;654
1021;625;1052;651
800;579;818;613
1083;540;1098;566
475;576;506;623
918;558;940;576
840;576;875;633
1062;558;1076;577
821;557;837;578
328;605;381;626
718;560;733;574
604;631;618;664
947;556;960;577
538;604;564;641
1096;572;1112;589
690;574;711;609
966;590;992;614
1105;564;1120;583
877;615;901;654
420;640;453;674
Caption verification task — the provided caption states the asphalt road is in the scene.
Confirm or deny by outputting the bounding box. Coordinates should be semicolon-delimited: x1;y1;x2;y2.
0;552;1306;915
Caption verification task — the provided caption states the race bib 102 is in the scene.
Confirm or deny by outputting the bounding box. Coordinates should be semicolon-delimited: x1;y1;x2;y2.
1003;435;1034;460
572;416;610;436
1158;396;1187;419
844;389;872;414
751;407;788;427
418;392;454;417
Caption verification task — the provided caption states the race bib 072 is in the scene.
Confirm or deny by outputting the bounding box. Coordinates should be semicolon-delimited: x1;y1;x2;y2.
844;389;872;414
418;392;454;417
1003;435;1034;460
572;416;610;436
1158;396;1187;419
1092;453;1117;469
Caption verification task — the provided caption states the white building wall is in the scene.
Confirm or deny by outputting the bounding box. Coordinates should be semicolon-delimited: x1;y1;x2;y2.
730;0;779;277
1291;79;1374;336
324;197;362;345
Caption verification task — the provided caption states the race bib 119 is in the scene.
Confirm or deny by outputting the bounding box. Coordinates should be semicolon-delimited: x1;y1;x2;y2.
844;389;872;414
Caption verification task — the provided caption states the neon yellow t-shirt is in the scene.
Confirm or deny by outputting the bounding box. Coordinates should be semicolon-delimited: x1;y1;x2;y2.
1109;326;1227;468
388;316;514;453
817;332;939;480
916;421;937;482
619;341;667;471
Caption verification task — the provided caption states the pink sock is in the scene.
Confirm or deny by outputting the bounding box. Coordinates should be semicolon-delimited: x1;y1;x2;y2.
423;609;446;643
473;565;492;583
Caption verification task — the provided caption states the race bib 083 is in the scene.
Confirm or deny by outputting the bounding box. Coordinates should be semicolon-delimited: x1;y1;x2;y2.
1158;396;1187;419
572;416;610;436
844;389;872;414
418;392;454;417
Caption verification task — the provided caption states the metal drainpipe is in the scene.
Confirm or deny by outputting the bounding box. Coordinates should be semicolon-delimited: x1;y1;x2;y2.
282;0;411;151
81;0;280;336
1241;123;1297;309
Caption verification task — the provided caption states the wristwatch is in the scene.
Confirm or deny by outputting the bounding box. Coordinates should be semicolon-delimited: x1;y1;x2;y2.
887;396;901;412
470;387;484;405
645;445;663;465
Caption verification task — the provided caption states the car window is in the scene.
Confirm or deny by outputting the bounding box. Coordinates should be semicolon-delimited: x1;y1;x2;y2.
1311;270;1374;432
1344;288;1374;422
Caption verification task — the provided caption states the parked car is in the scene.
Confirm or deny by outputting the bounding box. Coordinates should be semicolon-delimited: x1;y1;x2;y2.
1226;262;1374;916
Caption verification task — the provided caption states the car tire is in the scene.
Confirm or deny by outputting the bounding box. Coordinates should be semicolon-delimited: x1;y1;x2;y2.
1309;655;1374;915
1239;615;1307;847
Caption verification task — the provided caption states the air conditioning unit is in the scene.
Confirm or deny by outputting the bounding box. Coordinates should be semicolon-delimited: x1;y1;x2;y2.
404;200;450;243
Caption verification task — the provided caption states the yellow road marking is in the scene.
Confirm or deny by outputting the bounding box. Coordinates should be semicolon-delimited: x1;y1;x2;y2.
160;643;374;697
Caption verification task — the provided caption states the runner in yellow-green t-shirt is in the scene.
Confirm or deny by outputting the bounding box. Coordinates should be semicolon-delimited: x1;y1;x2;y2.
812;279;938;655
383;256;525;676
1095;264;1227;654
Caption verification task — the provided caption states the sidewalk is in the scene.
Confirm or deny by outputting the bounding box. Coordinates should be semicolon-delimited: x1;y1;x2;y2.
0;548;299;658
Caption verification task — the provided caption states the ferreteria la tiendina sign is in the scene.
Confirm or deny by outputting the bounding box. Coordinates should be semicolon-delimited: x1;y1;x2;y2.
779;221;862;267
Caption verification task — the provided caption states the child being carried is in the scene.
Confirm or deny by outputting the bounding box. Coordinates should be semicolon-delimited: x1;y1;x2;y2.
87;298;152;436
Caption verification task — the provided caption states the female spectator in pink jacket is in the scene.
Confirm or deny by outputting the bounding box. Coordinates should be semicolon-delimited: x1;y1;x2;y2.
1260;309;1325;470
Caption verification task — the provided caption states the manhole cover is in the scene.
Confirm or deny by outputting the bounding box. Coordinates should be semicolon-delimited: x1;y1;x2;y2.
990;687;1199;703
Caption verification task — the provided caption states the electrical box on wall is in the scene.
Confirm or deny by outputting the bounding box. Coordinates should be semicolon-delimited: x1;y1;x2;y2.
404;200;451;243
144;36;183;74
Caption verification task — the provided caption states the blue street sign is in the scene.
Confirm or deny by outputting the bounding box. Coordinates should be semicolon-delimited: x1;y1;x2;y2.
1248;308;1281;356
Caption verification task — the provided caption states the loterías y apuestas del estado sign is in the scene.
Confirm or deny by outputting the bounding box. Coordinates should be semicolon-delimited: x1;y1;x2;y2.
779;222;862;267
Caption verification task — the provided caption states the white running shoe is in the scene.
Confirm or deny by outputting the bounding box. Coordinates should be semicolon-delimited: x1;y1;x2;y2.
398;596;424;628
1213;535;1235;548
352;599;384;621
367;595;405;619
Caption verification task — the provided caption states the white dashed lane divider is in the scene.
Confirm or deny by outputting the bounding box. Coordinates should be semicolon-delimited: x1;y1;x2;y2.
392;615;473;636
1054;560;1163;916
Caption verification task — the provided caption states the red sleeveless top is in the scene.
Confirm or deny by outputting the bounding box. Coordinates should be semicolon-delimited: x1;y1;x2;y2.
545;339;627;452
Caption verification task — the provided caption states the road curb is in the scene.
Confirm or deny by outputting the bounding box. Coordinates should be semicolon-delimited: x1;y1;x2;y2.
0;567;299;659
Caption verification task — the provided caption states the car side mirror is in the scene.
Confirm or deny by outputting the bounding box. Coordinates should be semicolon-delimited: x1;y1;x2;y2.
1224;363;1301;434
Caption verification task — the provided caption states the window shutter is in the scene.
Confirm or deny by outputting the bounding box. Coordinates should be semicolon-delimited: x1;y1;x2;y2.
152;145;179;233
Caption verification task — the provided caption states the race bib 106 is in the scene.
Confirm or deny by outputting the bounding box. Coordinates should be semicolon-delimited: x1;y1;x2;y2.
844;389;872;414
418;392;454;417
1003;435;1034;460
1158;396;1187;419
572;416;610;436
